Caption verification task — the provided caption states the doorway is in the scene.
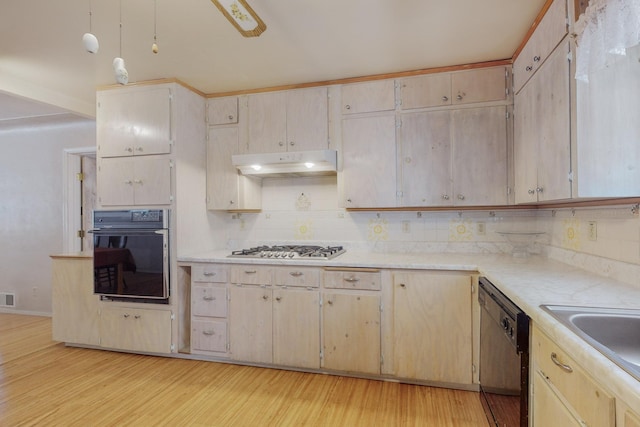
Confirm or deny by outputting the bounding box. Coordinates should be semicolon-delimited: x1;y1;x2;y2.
63;148;97;253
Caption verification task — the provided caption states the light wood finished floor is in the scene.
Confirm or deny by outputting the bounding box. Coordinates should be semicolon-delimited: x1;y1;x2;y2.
0;314;489;426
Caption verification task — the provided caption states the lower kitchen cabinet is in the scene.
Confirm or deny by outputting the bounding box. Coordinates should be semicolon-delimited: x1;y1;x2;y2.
99;306;173;353
392;272;473;384
322;292;381;375
51;255;100;346
229;285;320;369
531;325;615;427
191;319;227;353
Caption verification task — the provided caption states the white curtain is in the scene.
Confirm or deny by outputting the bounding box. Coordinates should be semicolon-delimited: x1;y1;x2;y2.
574;0;640;82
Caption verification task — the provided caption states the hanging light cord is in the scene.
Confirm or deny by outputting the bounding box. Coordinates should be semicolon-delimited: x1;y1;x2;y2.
154;0;157;44
119;0;123;57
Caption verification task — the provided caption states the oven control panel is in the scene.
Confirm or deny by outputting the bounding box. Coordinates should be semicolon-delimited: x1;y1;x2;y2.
132;210;161;222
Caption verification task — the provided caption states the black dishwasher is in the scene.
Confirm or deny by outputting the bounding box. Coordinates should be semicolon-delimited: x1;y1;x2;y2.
478;277;530;427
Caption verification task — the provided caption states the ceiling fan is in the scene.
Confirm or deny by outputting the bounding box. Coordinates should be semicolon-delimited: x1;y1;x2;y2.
210;0;267;37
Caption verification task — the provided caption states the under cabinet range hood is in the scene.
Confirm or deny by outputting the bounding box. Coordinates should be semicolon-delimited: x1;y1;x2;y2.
232;149;337;177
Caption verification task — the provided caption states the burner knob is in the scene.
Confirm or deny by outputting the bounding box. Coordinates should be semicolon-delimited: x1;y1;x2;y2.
288;252;295;258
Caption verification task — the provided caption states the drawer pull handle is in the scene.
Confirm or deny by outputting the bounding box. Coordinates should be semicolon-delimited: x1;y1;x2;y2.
289;271;303;277
203;296;216;301
203;330;215;336
550;352;573;373
344;277;360;283
244;270;257;274
134;315;141;319
203;272;216;277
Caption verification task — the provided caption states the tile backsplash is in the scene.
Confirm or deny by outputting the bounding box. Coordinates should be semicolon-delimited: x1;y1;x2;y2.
216;176;640;285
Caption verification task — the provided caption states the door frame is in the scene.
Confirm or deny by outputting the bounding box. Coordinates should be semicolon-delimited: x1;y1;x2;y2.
62;147;96;253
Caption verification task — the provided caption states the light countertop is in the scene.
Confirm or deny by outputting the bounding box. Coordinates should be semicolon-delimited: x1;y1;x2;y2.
179;249;640;407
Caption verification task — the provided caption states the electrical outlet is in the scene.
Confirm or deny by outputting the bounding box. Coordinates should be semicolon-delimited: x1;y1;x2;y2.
588;221;597;241
402;220;410;233
477;222;486;236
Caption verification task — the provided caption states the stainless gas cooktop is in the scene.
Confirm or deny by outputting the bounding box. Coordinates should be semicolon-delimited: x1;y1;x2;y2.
229;245;345;260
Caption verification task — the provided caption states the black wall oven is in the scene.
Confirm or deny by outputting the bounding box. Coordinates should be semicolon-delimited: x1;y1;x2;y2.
478;277;530;427
92;209;169;303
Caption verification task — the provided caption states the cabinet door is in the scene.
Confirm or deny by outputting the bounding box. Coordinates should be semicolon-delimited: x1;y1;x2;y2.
286;87;328;151
322;293;380;375
97;157;135;206
535;40;571;202
398;110;452;206
97;87;172;158
99;307;173;353
514;72;539;204
52;257;100;346
207;127;240;210
451;67;507;105
392;272;472;384
532;371;582;427
247;91;287;153
452;106;508;205
207;96;238;125
229;286;272;363
626;410;640;427
342;114;397;208
399;73;451;109
341;79;396;114
133;155;172;205
273;288;320;369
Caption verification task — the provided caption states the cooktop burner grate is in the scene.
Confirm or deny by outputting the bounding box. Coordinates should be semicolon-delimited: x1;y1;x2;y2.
229;245;345;259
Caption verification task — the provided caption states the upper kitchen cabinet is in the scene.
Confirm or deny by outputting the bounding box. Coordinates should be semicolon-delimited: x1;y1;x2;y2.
207;126;261;211
514;40;572;204
342;114;397;208
207;96;238;125
97;87;172;158
98;155;172;206
398;106;508;207
451;67;509;105
399;66;509;110
246;87;328;153
513;0;568;94
341;79;396;114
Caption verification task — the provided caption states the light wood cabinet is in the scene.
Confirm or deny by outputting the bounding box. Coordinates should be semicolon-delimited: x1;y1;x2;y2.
206;126;261;210
97;87;172;158
341;79;396;114
99;306;173;353
207;96;238;125
391;272;473;384
322;292;381;375
342;114;397;208
51;256;100;346
323;269;381;291
531;325;615;427
97;155;172;206
532;370;583;427
400;66;508;110
191;263;229;355
229;285;273;364
514;40;572;204
398;106;508;207
247;87;328;153
624;409;640;427
513;0;568;94
228;265;320;368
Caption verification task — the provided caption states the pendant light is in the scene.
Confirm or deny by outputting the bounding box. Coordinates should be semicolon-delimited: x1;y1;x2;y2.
151;0;159;54
82;0;99;53
113;0;128;85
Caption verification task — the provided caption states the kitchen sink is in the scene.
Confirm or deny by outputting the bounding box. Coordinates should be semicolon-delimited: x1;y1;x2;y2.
541;305;640;382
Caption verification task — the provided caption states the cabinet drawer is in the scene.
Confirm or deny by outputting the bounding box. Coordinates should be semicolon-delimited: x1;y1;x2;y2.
230;265;271;285
191;320;227;353
192;285;227;317
273;267;320;288
323;269;381;290
451;66;507;105
513;0;567;93
341;80;396;114
533;327;615;427
192;264;228;283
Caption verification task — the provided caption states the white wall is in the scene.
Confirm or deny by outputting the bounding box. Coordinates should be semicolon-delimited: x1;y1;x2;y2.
0;119;95;314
